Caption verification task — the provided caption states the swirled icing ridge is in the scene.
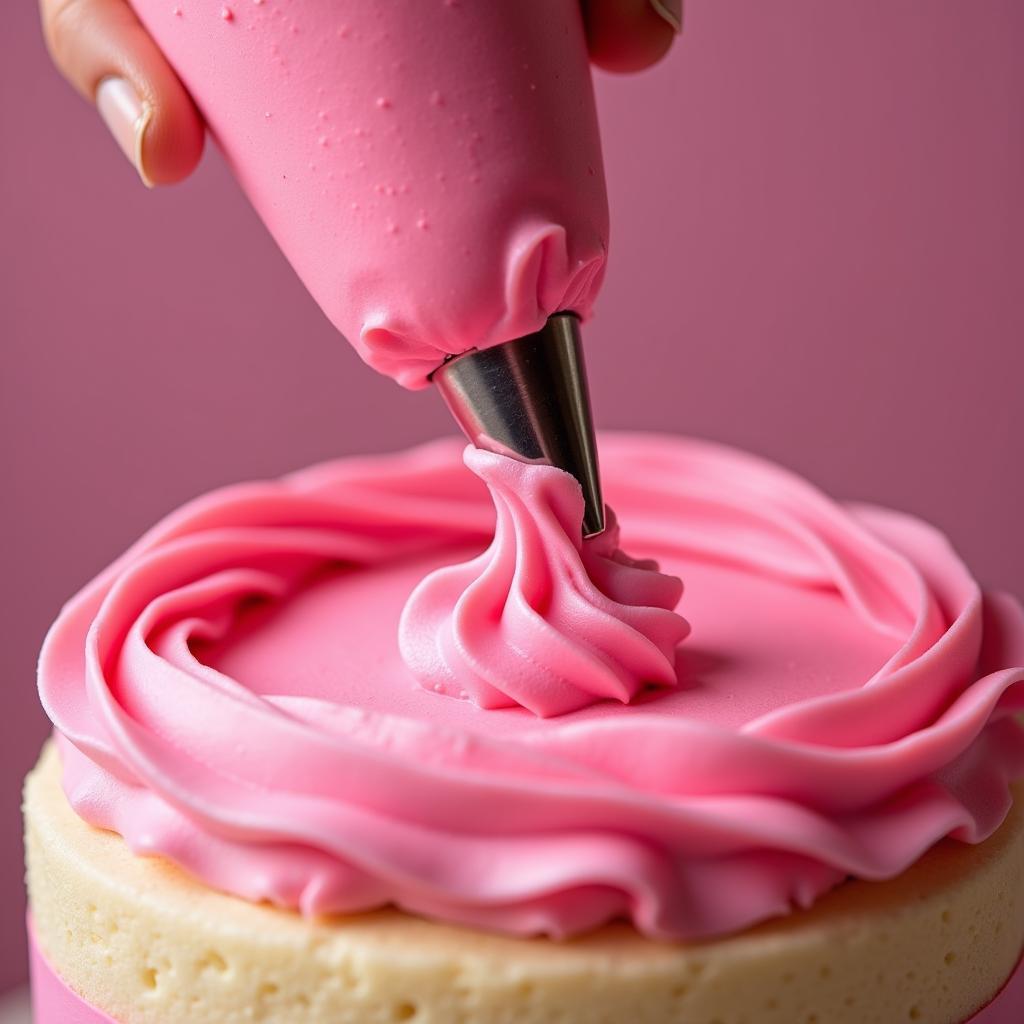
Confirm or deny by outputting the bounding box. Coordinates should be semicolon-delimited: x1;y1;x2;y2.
39;434;1024;940
399;447;689;716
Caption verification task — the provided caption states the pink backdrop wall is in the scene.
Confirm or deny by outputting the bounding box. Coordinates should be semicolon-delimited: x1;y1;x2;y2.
2;0;1021;993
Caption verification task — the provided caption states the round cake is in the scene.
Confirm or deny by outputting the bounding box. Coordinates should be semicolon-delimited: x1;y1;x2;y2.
24;744;1024;1023
25;433;1024;1023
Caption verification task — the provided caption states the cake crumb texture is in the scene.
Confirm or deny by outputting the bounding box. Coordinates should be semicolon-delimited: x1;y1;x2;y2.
25;742;1024;1024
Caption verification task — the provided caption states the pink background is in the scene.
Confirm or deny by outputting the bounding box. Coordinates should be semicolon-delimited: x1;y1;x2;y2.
1;0;1021;994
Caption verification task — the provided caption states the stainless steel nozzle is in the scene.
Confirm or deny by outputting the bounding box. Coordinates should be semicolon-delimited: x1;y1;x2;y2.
431;313;605;537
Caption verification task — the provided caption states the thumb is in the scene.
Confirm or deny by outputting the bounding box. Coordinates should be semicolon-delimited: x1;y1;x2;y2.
41;0;204;186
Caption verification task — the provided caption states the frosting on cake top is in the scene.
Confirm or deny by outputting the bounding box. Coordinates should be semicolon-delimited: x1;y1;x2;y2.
39;434;1024;939
399;447;689;717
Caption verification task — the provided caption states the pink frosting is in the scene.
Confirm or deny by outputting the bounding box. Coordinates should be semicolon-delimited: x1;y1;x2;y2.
39;434;1024;940
126;0;608;387
30;918;117;1023
399;447;689;716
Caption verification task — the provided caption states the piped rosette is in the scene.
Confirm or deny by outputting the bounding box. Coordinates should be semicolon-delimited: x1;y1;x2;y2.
399;447;689;717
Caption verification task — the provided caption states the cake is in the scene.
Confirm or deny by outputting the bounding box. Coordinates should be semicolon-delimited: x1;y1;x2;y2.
25;433;1024;1023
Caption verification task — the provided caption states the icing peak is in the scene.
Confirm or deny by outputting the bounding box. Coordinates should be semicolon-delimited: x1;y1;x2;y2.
399;448;689;717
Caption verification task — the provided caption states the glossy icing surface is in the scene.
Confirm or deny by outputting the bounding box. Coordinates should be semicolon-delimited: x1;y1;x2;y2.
39;434;1024;939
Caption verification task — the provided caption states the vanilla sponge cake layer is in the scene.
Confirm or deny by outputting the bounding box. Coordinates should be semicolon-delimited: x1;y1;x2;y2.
25;743;1024;1024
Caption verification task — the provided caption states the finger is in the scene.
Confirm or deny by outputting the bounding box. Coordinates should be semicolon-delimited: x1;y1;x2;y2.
584;0;681;74
40;0;204;186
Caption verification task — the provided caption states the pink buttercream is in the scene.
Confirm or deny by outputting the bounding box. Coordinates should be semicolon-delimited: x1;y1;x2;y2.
399;447;689;716
126;0;608;387
39;434;1024;940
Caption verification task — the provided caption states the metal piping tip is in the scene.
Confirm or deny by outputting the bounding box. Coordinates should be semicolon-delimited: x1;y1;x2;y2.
431;313;605;537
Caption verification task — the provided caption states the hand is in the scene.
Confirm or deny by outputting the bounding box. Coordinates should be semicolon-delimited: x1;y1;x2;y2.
40;0;681;187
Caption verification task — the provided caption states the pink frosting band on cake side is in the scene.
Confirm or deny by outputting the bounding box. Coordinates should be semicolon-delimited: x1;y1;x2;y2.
38;434;1024;940
29;920;116;1023
399;447;689;716
25;919;1024;1024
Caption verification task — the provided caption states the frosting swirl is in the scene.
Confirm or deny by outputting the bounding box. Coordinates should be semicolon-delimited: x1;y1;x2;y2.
399;447;689;716
39;434;1024;940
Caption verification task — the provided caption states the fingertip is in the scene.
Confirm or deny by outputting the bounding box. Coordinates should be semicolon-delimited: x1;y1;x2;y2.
586;0;679;74
95;72;204;187
136;78;205;186
42;0;204;186
103;27;206;186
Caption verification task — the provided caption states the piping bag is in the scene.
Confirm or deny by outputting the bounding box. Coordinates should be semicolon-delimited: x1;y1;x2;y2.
128;0;609;535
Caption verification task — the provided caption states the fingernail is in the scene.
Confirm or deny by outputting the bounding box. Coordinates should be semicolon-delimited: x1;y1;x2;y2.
649;0;683;33
96;77;154;187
